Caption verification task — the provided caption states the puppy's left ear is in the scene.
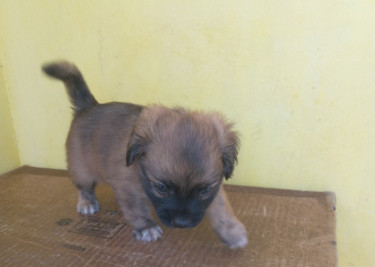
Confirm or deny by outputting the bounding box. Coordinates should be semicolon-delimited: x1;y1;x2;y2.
211;114;240;180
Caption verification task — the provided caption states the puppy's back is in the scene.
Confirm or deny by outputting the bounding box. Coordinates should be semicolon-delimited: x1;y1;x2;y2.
67;102;143;178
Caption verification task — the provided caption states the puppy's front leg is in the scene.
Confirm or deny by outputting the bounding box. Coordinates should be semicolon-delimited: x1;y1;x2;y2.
113;185;162;243
207;185;248;249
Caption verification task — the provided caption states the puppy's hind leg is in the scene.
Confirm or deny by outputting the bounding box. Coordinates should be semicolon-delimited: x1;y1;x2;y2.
76;182;100;215
70;170;100;215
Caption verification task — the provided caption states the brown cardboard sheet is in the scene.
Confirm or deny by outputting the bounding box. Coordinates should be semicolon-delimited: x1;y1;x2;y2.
0;166;337;266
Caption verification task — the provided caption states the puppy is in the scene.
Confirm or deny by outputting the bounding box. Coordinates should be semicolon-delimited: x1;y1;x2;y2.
42;61;248;249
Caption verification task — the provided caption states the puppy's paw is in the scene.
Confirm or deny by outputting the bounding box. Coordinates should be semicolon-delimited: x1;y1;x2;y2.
132;225;163;243
77;199;100;215
219;221;248;249
227;234;248;249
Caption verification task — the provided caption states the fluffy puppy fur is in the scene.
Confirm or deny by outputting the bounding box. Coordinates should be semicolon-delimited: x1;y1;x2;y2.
42;61;248;249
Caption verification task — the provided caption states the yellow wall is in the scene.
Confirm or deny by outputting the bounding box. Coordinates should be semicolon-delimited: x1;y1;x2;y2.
1;1;374;265
0;54;20;174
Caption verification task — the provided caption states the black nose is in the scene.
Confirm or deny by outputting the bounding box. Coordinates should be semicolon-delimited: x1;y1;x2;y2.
173;217;191;228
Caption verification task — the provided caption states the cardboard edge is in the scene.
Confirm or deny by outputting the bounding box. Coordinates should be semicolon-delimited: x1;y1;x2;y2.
0;165;68;178
2;167;336;201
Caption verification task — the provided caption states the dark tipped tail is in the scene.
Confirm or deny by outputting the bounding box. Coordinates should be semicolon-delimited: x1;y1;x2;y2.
42;61;98;114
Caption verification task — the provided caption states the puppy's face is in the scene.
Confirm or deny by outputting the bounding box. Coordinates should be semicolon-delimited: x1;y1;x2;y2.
138;162;222;228
126;106;239;228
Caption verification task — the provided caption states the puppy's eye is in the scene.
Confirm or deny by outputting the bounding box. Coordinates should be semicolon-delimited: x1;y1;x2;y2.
155;182;168;195
199;186;213;200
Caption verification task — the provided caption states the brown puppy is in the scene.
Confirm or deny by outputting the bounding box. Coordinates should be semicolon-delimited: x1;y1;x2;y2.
42;61;248;249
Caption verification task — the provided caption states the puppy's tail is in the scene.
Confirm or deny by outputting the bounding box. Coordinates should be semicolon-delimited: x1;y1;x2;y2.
42;61;98;114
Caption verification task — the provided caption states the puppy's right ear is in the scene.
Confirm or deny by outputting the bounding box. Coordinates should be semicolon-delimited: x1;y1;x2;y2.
125;115;150;166
126;105;165;166
126;139;146;166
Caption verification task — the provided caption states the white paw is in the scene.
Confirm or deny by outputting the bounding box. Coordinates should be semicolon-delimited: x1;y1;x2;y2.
132;225;163;242
218;221;249;249
77;199;100;215
228;235;248;249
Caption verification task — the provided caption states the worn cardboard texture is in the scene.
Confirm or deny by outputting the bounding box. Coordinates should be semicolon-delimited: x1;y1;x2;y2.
0;167;337;266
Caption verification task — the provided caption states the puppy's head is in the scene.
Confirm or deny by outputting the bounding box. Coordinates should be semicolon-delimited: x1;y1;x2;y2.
126;106;239;228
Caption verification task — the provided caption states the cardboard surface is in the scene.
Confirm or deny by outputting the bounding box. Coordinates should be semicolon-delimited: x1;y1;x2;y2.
0;167;337;266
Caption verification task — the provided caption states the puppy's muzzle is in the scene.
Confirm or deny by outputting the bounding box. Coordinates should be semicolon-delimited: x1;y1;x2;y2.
173;216;192;228
157;210;204;229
